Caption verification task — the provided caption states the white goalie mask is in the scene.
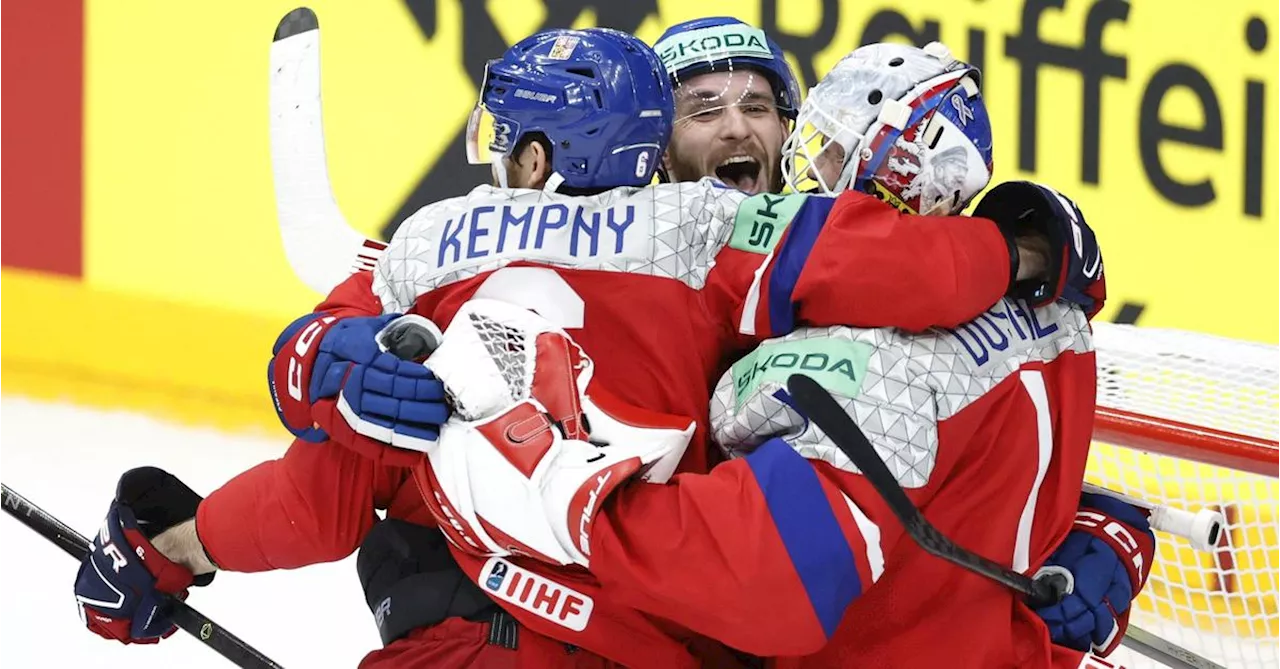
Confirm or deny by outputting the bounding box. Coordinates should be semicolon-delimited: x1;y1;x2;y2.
781;42;994;215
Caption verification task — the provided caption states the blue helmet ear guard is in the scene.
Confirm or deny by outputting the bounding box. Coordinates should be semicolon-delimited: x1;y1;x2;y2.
653;16;801;120
476;28;674;191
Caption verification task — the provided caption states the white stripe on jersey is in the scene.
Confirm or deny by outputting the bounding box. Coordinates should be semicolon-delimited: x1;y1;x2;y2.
1012;370;1054;573
843;493;886;582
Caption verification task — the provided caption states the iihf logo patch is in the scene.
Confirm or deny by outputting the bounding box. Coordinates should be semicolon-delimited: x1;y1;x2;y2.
478;557;594;631
484;561;509;591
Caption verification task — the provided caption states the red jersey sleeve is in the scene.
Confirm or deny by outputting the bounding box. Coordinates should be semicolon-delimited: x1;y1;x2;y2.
315;269;384;317
589;439;896;656
195;437;407;572
718;191;1014;338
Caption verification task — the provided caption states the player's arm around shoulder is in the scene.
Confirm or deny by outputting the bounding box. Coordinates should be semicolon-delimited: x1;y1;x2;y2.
789;190;1017;332
590;327;910;655
710;188;1019;337
588;440;872;657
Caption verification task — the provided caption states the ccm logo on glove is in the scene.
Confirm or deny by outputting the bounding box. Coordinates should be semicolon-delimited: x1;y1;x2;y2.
1074;510;1147;588
288;316;336;401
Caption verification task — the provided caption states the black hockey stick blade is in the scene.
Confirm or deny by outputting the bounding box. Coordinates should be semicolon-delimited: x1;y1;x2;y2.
274;7;317;41
1;484;285;669
783;374;1066;608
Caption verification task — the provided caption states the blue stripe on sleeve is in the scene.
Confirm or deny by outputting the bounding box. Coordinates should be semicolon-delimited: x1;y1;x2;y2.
765;196;837;335
744;437;862;639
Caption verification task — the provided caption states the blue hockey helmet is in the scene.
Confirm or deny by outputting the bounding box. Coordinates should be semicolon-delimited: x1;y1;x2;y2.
466;28;674;191
653;17;801;120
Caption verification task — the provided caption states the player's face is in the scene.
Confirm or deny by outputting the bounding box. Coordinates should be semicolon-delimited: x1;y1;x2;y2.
664;71;788;194
808;135;847;191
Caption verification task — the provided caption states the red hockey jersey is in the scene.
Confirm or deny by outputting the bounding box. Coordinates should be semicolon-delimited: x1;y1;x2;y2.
588;300;1099;667
196;179;1016;666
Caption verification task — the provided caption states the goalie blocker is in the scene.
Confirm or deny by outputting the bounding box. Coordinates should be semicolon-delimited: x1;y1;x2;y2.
413;299;695;567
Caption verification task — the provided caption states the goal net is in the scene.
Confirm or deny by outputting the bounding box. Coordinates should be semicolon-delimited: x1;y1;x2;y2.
1086;323;1278;669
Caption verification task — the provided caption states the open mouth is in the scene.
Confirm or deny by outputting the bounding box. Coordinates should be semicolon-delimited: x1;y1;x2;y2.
714;156;764;193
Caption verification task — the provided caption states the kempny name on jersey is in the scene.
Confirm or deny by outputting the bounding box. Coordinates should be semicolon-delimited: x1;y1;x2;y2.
435;201;647;271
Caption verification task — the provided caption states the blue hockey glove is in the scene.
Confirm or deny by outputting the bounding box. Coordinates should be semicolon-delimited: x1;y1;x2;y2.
1034;493;1156;656
269;311;451;465
73;467;214;644
974;181;1106;318
267;313;453;465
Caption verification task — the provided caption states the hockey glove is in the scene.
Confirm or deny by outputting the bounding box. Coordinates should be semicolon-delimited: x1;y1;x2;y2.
1033;493;1156;656
269;312;450;465
974;181;1106;318
73;467;215;644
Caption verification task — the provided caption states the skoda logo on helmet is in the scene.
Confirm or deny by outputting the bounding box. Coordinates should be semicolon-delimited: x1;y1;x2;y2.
656;24;775;73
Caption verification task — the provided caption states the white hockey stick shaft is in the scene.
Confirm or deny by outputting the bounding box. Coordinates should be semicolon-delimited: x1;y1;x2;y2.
269;7;386;296
1081;482;1225;552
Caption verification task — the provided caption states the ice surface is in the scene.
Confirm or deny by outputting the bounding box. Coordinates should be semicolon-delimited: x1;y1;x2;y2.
0;397;381;668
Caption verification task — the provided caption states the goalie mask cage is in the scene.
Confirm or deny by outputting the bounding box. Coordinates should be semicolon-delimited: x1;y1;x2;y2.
1086;323;1278;669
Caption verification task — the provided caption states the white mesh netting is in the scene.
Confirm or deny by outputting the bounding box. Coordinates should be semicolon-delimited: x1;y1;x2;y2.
426;302;538;421
1086;323;1278;669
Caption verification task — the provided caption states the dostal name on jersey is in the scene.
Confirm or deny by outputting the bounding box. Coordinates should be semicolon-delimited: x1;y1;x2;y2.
945;298;1068;368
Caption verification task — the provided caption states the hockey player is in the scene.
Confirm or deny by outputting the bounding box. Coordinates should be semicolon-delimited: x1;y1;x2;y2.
413;43;1156;668
655;23;1157;656
70;29;1105;668
654;17;800;194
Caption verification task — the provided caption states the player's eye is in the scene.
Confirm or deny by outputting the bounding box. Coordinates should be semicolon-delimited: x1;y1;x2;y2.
689;107;723;122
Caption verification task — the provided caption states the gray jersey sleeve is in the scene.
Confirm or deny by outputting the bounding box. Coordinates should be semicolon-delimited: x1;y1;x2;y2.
709;300;1093;488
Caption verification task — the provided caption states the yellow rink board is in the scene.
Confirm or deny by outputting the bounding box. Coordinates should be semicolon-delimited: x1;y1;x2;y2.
0;269;286;435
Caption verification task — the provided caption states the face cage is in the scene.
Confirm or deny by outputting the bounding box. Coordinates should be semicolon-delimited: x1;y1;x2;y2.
782;68;979;198
781;99;860;195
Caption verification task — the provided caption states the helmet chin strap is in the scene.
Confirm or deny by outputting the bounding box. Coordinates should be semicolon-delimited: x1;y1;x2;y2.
543;172;566;193
492;153;568;193
491;154;510;189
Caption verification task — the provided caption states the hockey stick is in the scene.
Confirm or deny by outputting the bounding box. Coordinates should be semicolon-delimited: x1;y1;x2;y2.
783;374;1226;669
1081;482;1225;553
270;7;386;295
1;484;284;669
782;373;1067;607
